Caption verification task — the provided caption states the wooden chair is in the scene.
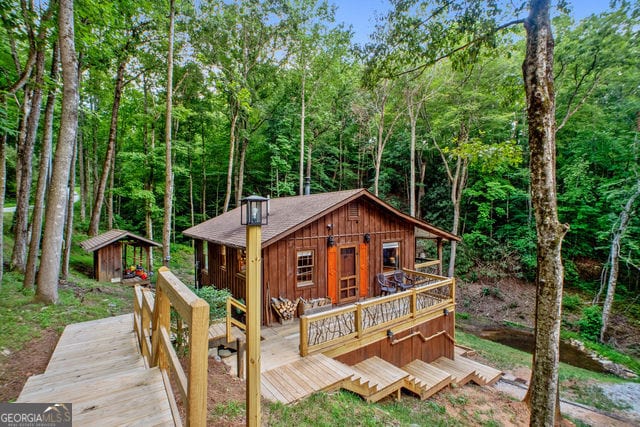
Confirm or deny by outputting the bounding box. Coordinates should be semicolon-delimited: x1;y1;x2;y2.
391;270;414;291
376;273;397;296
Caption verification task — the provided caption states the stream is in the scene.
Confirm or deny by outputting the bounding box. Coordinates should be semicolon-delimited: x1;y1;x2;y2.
460;322;609;373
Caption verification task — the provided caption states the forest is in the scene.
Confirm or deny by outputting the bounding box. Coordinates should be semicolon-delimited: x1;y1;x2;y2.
1;0;639;423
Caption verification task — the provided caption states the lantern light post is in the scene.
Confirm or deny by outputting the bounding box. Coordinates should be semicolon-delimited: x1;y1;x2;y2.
240;195;268;427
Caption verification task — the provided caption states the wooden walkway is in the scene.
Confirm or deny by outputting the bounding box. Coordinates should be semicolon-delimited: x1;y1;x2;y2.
18;314;176;427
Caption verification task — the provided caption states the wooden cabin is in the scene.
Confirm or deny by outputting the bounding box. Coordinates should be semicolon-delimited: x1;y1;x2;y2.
184;189;459;324
80;229;161;283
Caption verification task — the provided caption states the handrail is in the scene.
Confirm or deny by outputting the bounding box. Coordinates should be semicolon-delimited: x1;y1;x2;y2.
300;274;455;356
226;296;247;343
389;329;455;346
133;267;209;427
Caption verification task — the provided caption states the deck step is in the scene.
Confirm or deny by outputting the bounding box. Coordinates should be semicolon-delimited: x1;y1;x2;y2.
431;356;476;385
401;359;452;399
431;355;502;386
343;356;409;403
260;353;355;404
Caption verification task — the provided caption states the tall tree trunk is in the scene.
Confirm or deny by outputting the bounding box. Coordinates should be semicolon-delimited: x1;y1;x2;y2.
189;144;195;227
223;107;238;213
201;123;206;218
0;131;5;286
416;157;427;219
11;3;54;272
12;61;44;272
24;42;59;289
408;101;418;217
143;74;155;269
599;179;640;342
88;61;127;236
299;72;306;195
107;153;115;229
523;1;568;425
435;122;468;278
163;0;175;266
61;137;77;280
37;0;78;303
78;125;86;222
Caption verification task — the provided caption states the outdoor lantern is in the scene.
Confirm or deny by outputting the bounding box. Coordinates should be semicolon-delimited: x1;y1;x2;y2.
327;235;335;247
364;233;371;244
241;195;269;226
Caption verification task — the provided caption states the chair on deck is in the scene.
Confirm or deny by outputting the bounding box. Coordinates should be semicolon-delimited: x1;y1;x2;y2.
391;270;414;291
376;273;397;296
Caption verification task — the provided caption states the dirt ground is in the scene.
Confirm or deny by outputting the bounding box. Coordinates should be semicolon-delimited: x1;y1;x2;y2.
0;328;59;402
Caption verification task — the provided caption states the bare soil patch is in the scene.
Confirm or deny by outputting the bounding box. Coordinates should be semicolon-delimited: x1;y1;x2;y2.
0;328;59;402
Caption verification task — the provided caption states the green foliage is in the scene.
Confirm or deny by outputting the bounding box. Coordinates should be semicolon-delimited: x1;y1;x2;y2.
192;285;231;321
577;306;603;342
562;294;582;313
0;271;133;353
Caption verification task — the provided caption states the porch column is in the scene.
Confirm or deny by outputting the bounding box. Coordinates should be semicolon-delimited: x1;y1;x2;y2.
194;240;203;286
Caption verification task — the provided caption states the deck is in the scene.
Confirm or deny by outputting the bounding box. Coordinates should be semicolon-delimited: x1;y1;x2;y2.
210;319;503;405
18;314;176;426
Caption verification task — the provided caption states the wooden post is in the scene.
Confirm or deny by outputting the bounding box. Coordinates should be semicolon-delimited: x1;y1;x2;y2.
299;315;308;356
246;224;262;427
437;238;443;276
355;304;362;338
152;278;170;369
188;297;209;427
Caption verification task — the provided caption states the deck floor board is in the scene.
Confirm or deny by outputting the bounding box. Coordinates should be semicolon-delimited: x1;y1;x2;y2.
18;314;175;426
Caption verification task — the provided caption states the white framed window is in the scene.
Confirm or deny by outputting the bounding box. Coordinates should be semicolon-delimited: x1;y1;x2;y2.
296;250;314;287
383;241;400;271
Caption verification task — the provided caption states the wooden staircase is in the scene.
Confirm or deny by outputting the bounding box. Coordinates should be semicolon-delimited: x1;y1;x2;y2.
431;355;503;386
343;357;409;403
260;353;355;404
402;359;452;400
18;315;176;427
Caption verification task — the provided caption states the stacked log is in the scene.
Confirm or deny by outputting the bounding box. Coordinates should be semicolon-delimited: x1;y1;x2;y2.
271;297;297;321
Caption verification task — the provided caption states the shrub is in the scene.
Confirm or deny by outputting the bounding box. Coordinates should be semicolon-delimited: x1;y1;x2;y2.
192;285;231;321
562;294;582;312
577;305;602;342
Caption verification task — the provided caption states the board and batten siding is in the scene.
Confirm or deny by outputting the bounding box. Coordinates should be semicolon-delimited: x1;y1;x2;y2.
198;197;417;324
96;242;122;282
335;314;455;367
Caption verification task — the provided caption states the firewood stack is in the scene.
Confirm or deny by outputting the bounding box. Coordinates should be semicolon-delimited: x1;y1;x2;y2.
271;297;298;321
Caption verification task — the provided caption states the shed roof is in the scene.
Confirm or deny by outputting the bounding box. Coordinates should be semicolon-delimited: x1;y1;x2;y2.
80;229;162;253
183;189;460;249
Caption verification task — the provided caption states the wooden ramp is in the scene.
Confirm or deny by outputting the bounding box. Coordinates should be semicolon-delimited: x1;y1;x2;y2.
18;314;176;427
343;356;409;403
401;359;452;399
431;355;502;386
261;353;355;404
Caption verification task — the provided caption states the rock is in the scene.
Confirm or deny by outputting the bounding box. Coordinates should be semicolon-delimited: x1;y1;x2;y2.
1;348;10;357
218;348;233;358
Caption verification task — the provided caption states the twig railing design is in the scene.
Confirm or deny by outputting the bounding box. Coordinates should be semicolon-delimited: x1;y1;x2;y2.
300;270;454;356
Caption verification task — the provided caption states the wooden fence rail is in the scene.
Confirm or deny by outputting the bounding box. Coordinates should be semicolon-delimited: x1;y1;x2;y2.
226;296;247;343
133;267;210;427
300;272;454;356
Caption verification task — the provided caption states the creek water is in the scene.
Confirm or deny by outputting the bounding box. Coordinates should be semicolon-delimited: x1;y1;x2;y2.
461;323;606;373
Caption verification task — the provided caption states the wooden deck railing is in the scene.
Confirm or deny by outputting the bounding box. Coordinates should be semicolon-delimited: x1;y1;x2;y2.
133;267;210;427
414;259;441;275
300;271;454;356
226;296;247;343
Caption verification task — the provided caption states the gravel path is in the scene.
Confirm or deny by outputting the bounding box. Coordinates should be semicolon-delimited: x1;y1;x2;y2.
600;382;640;423
495;378;639;426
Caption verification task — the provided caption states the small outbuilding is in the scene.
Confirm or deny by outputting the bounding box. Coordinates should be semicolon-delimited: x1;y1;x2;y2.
80;229;162;283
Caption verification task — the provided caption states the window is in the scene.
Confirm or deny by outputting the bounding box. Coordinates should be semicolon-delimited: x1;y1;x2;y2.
237;249;246;274
296;250;314;286
219;246;227;270
383;242;400;271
